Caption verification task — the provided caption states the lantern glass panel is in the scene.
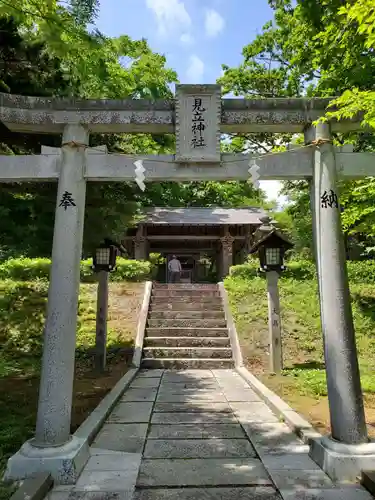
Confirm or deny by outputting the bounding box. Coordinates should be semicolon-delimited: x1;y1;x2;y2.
265;247;281;266
96;247;110;266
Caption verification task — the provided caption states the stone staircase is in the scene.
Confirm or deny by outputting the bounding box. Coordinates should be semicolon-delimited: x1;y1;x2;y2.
141;283;235;369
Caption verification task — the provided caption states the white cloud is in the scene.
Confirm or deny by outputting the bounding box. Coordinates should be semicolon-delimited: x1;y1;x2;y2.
204;8;225;38
180;33;194;45
260;180;289;209
186;55;205;83
146;0;191;37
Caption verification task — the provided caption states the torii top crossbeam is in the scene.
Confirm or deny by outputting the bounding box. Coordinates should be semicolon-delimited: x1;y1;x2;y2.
0;84;363;135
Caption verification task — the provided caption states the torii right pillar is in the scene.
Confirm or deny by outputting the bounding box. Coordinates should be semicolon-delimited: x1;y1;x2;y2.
306;122;375;481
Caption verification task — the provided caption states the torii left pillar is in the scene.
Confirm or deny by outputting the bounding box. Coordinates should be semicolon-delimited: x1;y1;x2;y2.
5;125;90;483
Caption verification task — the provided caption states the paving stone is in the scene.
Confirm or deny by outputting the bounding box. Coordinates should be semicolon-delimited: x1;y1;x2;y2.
129;378;160;388
242;422;305;454
92;424;148;453
143;438;257;458
162;370;215;381
84;453;141;471
137;458;273;487
75;452;141;492
156;392;227;403
133;486;281;499
137;369;164;378
151;411;238;424
154;401;232;413
230;402;279;423
222;389;262;402
121;388;158;402
65;493;133;500
261;454;321;471
280;487;374;500
159;381;221;390
107;403;153;423
46;491;71;500
217;380;251;389
147;423;246;439
213;370;242;379
90;448;138;456
268;470;334;491
75;471;136;492
158;386;222;395
243;422;303;453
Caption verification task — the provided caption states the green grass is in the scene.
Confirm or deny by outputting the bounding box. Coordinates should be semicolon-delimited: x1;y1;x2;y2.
0;279;141;499
225;273;375;433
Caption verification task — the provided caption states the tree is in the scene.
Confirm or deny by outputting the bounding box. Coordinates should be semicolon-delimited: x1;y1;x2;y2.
218;0;375;255
0;11;180;257
0;10;269;258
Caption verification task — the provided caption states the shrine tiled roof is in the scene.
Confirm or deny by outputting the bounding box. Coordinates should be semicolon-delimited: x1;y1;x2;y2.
141;207;267;226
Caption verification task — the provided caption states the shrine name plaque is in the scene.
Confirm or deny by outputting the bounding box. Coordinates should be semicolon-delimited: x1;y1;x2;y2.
175;84;221;163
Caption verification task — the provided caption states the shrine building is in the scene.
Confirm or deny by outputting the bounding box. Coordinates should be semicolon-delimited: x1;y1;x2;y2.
122;207;268;282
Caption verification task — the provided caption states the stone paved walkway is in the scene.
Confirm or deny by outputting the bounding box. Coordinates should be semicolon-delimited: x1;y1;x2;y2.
47;369;372;500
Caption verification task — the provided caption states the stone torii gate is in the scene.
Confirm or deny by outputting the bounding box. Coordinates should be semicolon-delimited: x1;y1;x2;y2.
1;85;375;482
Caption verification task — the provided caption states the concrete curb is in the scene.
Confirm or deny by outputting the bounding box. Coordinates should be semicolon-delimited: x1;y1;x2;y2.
218;282;244;368
74;368;138;444
10;473;53;500
236;366;322;443
132;281;153;367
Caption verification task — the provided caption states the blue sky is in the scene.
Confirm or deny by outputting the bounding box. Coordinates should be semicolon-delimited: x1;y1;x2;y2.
96;0;273;84
96;0;284;203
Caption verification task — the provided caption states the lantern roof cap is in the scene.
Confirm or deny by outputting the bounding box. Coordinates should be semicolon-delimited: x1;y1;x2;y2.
249;217;294;253
102;238;126;254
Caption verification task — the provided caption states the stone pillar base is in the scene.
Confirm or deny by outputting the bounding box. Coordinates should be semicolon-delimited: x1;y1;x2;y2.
309;436;375;483
4;436;89;485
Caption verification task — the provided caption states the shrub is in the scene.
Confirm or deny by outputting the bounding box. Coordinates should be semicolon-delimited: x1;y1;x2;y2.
230;259;375;284
0;258;51;280
0;257;153;282
347;260;375;284
230;259;316;281
110;258;151;282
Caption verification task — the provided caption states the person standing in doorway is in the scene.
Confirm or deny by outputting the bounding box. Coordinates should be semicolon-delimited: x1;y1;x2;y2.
168;255;182;283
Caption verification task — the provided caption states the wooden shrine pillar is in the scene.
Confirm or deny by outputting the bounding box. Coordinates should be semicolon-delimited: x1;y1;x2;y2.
134;225;147;260
220;234;234;278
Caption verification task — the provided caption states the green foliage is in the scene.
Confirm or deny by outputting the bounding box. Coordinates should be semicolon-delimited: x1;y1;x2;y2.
322;1;375;128
225;263;375;398
0;279;48;357
219;0;375;248
0;258;51;281
0;257;153;282
109;259;152;282
0;11;179;258
230;259;375;284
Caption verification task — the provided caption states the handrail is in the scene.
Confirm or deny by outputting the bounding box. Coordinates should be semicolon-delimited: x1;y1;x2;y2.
218;281;244;367
132;281;153;367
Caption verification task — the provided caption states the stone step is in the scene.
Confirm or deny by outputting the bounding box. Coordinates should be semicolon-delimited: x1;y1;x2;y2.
146;327;229;338
151;297;222;305
142;347;233;359
150;302;223;311
149;310;225;320
153;284;218;290
152;290;220;298
148;319;227;328
141;358;235;369
144;336;231;348
362;471;375;497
